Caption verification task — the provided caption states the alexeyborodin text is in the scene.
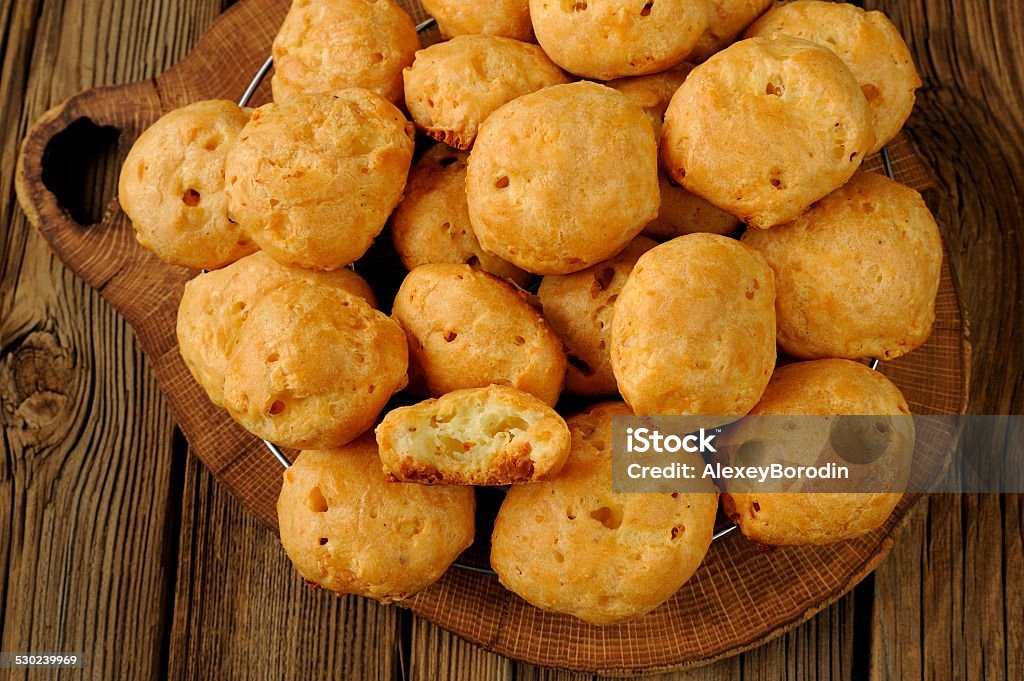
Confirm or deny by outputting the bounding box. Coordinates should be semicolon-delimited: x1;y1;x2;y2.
623;426;850;484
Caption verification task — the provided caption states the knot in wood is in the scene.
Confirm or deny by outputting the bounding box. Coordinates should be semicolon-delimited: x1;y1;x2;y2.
1;331;73;430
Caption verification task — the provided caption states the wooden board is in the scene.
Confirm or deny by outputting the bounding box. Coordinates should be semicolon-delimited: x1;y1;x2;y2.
12;0;970;674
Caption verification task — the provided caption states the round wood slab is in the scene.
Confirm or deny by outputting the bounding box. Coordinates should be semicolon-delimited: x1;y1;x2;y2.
14;0;969;674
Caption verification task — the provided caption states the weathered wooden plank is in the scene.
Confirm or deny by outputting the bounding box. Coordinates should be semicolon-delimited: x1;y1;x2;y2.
408;617;514;681
861;2;1024;679
0;1;229;679
1004;495;1024;681
869;500;927;681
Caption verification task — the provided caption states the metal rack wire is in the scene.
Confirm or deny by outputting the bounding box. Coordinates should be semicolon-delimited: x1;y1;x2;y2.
236;22;895;571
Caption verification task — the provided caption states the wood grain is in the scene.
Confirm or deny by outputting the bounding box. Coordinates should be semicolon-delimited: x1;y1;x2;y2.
409;618;514;681
0;0;1020;679
0;1;228;679
860;2;1024;680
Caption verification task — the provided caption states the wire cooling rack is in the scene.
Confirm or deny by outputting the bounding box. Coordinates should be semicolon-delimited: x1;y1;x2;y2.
236;19;894;574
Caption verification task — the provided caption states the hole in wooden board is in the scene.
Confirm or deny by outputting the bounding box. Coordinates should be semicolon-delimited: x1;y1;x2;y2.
41;117;122;225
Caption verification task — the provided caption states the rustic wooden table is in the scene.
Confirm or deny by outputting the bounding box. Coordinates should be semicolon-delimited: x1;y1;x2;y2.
1;0;1021;679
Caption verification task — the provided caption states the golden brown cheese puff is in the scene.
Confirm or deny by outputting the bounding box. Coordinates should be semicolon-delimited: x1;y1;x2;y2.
606;66;740;238
376;385;571;485
722;359;912;546
538;236;657;396
392;264;566;406
689;0;774;62
746;1;920;153
645;172;740;239
467;82;659;275
277;436;475;602
491;402;718;626
529;0;709;80
176;252;376;406
421;0;535;42
606;63;693;137
391;146;531;286
225;90;415;271
222;282;407;449
742;172;942;360
611;234;776;421
271;0;419;105
118;100;256;270
661;36;873;229
403;34;569;150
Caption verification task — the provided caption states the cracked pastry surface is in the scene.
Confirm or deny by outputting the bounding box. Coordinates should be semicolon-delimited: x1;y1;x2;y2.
746;0;920;153
610;233;776;422
403;34;568;150
661;35;873;228
392;263;565;405
529;0;710;80
467;81;659;275
221;281;407;449
721;359;912;546
391;145;531;287
277;435;475;602
376;385;571;485
538;236;657;396
176;251;376;406
224;90;415;271
271;0;419;104
119;99;256;269
490;402;718;625
741;172;941;360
